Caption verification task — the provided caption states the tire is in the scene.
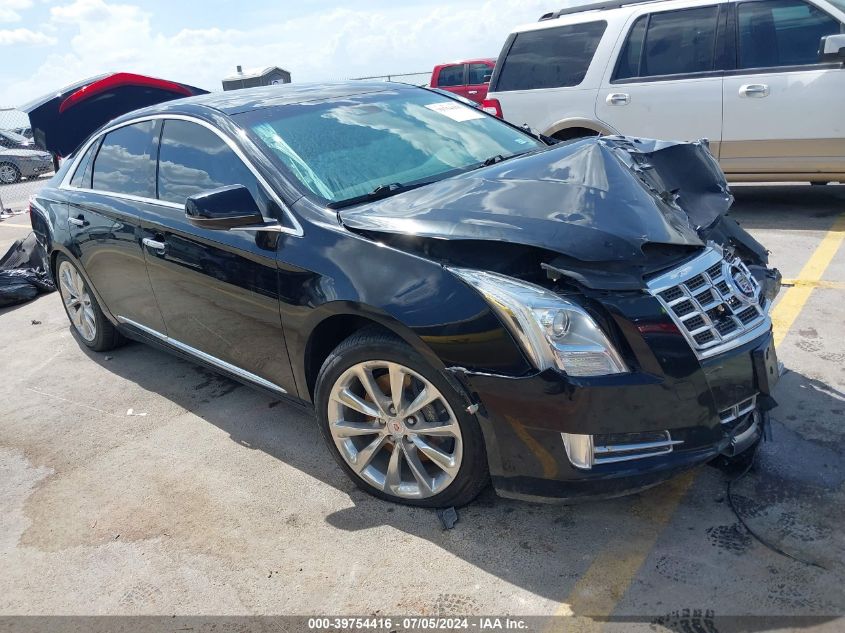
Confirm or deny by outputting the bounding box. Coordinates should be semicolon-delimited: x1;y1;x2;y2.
55;254;123;352
0;162;21;184
315;329;489;507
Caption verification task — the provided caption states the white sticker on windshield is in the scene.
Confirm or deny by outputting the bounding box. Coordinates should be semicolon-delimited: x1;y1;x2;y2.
425;101;486;122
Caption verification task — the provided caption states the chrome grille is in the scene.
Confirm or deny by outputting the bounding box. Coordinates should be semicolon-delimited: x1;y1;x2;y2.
647;248;769;358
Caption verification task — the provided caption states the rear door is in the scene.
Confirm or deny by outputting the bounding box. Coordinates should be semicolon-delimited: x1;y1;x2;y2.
62;119;167;332
596;4;726;146
141;117;295;394
721;0;845;177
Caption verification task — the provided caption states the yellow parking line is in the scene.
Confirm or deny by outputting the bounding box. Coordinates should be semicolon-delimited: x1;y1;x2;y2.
545;213;845;631
544;473;695;632
771;214;845;347
781;278;845;290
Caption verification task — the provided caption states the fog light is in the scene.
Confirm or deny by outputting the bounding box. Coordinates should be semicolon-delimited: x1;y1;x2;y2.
561;433;593;470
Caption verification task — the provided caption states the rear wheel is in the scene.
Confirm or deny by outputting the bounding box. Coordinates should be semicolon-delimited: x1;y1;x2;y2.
0;162;21;184
315;330;488;506
56;255;123;351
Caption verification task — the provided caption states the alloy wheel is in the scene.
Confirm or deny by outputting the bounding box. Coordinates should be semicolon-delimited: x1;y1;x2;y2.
58;260;97;342
327;360;463;500
0;163;19;184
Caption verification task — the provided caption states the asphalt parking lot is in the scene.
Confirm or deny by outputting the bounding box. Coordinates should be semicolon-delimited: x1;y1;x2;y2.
1;183;843;631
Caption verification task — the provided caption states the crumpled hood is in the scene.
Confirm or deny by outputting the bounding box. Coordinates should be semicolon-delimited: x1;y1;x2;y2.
339;136;733;265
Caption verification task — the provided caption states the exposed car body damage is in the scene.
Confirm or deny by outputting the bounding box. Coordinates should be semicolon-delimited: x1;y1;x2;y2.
339;136;773;291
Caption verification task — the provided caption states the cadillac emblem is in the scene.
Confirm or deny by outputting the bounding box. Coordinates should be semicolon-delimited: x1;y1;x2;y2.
730;264;757;302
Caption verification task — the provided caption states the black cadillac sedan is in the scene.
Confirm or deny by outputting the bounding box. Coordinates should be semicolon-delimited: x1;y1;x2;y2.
24;74;781;506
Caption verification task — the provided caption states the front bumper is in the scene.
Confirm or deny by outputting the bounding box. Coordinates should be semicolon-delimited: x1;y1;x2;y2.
451;328;776;502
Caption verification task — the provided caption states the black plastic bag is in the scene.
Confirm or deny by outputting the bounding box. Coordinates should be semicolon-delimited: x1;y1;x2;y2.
0;232;56;308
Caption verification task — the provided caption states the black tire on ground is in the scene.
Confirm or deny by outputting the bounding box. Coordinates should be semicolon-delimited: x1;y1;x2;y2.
0;162;21;184
314;328;489;507
55;254;124;352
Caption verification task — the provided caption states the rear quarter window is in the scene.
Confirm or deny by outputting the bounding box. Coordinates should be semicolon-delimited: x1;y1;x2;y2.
493;21;607;91
70;139;99;189
92;120;155;198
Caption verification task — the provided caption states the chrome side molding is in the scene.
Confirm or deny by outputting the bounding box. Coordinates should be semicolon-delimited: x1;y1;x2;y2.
116;316;287;395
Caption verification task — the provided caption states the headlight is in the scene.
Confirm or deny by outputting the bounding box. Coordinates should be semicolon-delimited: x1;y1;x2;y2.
449;268;627;376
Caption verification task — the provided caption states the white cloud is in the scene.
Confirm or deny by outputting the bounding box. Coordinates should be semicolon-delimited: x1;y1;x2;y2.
0;0;33;23
6;0;559;106
0;27;54;45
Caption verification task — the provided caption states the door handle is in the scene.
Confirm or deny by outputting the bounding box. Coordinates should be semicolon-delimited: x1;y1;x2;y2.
68;215;88;227
142;237;166;252
606;93;630;106
739;84;769;98
468;90;478;94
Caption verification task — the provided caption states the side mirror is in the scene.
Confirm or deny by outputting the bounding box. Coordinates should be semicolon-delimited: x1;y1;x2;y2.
820;34;845;63
185;185;264;230
483;73;492;84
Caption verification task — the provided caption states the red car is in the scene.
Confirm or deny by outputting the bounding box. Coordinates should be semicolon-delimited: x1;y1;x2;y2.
429;58;495;105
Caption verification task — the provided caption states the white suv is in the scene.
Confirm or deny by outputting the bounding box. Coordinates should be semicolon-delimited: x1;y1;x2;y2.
485;0;845;183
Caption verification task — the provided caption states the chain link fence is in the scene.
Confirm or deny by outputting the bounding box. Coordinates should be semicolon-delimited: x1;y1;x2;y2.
0;108;54;215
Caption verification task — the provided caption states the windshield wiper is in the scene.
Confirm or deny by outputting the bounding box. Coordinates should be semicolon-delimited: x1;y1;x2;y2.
469;150;534;172
482;154;506;166
328;181;430;209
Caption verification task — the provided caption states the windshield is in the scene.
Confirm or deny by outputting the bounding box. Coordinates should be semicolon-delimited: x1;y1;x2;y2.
827;0;845;13
236;89;544;204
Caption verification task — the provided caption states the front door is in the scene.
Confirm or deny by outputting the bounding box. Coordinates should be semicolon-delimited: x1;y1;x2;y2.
596;4;725;148
435;64;469;98
64;119;167;333
141;118;296;394
721;0;845;177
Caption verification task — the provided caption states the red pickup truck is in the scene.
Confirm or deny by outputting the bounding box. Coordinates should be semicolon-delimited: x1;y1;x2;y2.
429;58;495;105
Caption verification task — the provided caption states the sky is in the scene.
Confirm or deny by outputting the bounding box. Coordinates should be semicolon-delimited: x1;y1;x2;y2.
1;0;565;111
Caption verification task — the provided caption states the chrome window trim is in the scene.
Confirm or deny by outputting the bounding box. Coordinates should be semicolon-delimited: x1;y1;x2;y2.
116;316;287;395
59;113;304;237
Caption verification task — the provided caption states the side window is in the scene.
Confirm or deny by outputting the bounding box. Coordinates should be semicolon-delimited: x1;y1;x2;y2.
157;120;269;214
495;21;607;91
737;0;842;69
92;121;155;197
614;16;648;80
70;139;99;189
634;6;720;78
436;65;465;87
468;63;491;85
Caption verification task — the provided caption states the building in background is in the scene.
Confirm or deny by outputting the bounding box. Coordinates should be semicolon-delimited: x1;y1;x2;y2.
222;66;291;91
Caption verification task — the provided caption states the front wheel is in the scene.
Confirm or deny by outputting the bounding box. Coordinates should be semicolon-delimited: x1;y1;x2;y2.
315;330;489;507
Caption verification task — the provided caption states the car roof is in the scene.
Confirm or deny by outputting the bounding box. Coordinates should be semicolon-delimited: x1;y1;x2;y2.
120;80;420;120
514;0;717;32
434;58;496;66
